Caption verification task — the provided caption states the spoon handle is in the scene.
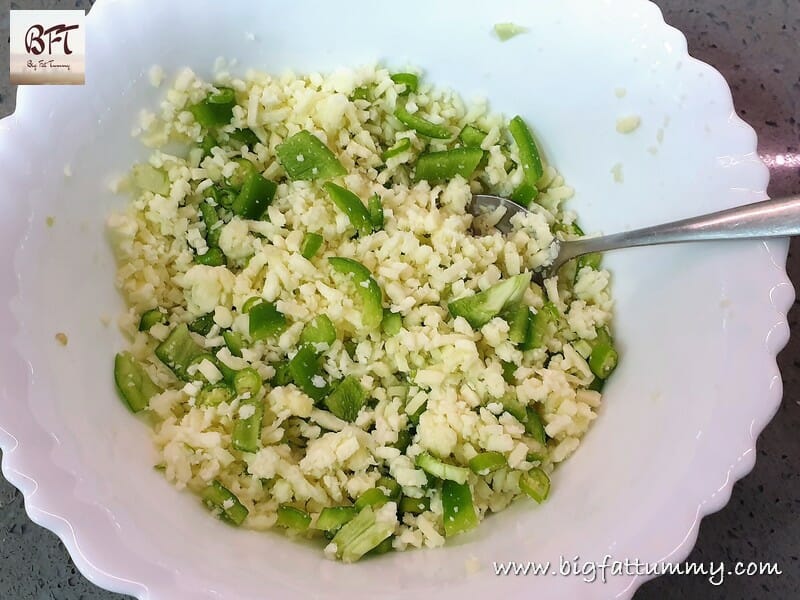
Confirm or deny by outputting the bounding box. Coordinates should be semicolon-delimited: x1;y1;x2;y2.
558;195;800;265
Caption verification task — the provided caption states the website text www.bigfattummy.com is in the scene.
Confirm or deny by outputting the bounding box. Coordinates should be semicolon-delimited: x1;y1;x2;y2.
492;555;782;586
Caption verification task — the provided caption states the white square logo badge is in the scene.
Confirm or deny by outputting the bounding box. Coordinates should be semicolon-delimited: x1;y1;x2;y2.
10;10;86;85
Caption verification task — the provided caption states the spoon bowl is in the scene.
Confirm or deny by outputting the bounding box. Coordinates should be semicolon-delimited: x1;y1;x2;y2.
470;193;800;279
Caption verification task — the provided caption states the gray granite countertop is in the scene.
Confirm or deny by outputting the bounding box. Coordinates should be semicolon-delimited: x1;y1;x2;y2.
0;1;798;598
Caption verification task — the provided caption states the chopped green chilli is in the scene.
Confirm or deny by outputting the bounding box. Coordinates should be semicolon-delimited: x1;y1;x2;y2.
232;398;264;453
355;487;389;510
324;183;374;237
155;323;206;381
201;480;248;526
110;65;616;564
114;352;161;412
328;257;383;329
588;326;618;380
519;468;551;503
390;72;419;93
188;313;215;336
300;232;324;260
368;194;384;229
380;138;411;162
190;87;236;128
139;308;166;332
468;451;507;475
448;273;531;329
415;452;469;484
222;330;245;357
316;506;357;534
194;247;225;266
399;496;430;515
395;100;452;139
276;505;311;530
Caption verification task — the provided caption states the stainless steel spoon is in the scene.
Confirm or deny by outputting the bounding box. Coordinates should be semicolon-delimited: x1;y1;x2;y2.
469;194;800;278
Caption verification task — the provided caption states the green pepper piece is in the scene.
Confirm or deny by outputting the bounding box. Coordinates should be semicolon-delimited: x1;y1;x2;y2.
504;302;531;345
276;505;311;530
398;496;430;515
368;194;384;229
351;86;371;101
588;376;605;392
323;183;374;237
577;252;602;272
300;314;337;347
380;138;412;162
355;487;389;511
468;451;507;475
390;73;419;93
392;428;413;453
328;257;384;329
459;125;488;147
413;147;484;182
500;393;528;424
316;506;357;534
201;480;248;526
300;232;324;260
331;506;395;563
194;247;225;266
188;313;215;336
155;323;206;381
519;467;551;503
113;352;161;412
276;131;346;180
510;181;538;206
189;87;236;128
525;406;548;445
448;273;531;329
271;363;292;387
242;296;263;314
394;101;452;139
248;302;287;341
228;128;259;148
288;345;327;401
501;360;517;384
441;480;479;537
232;398;264;453
522;303;559;351
415;452;469;484
232;171;277;219
324;375;367;422
198;384;234;407
139;308;166;332
369;536;395;555
508;115;544;184
381;310;402;337
200;134;217;157
199;201;222;248
376;477;402;501
233;367;262;397
222;330;244;358
588;326;618;380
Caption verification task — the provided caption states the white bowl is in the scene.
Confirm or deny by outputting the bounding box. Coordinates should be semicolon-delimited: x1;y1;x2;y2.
0;0;793;598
